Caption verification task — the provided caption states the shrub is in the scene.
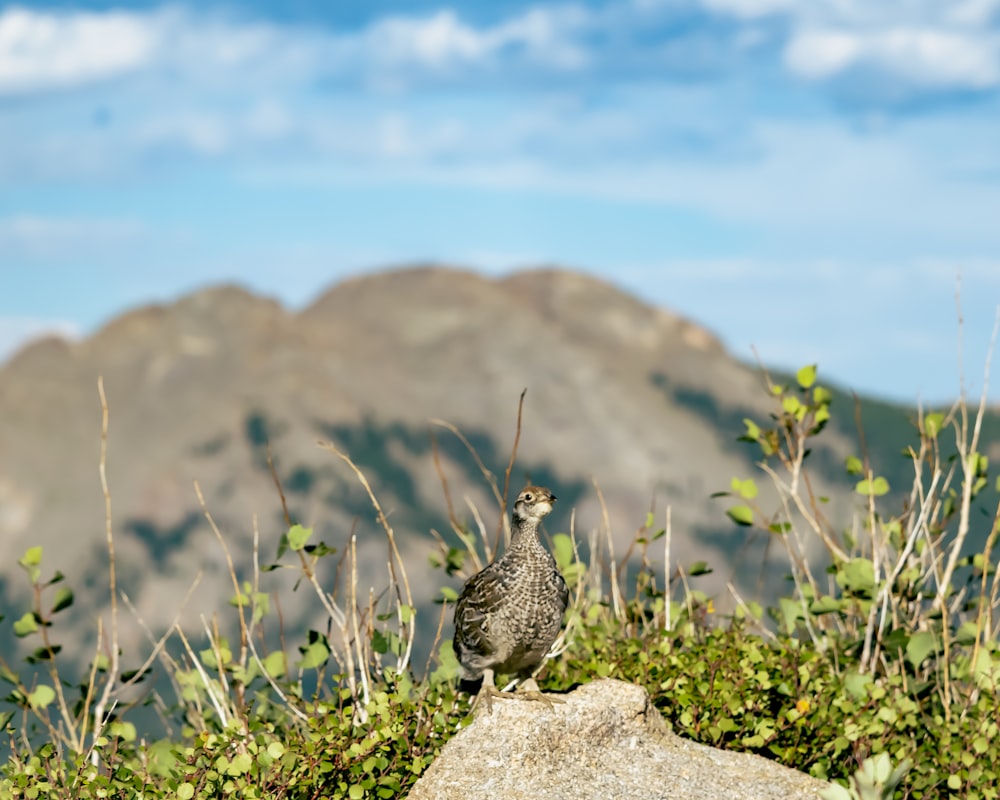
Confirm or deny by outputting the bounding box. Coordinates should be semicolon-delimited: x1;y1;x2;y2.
3;364;999;799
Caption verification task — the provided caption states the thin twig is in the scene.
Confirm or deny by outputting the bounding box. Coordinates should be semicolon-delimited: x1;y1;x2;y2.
91;376;120;765
429;420;504;510
496;388;528;551
936;306;999;613
592;478;623;620
429;427;459;531
318;441;416;674
174;624;229;729
664;506;672;633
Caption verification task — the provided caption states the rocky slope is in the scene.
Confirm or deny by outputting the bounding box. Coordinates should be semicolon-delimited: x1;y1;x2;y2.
0;265;866;662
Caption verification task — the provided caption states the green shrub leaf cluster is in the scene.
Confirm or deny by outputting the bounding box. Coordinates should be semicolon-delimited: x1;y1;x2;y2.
3;364;1000;799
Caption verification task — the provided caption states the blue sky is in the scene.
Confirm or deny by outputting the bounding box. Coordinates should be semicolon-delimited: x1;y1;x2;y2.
2;0;1000;404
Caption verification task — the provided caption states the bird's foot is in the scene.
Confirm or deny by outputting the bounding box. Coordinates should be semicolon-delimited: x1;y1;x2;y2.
511;689;565;709
468;676;565;715
510;677;566;710
470;683;519;716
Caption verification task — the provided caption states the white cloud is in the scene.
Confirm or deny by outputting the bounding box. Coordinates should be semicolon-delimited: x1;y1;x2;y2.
0;6;158;93
784;31;861;79
699;0;797;19
0;5;594;98
359;6;591;87
695;0;1000;92
5;1;995;112
0;6;310;96
3;4;1000;244
786;27;1000;88
368;11;493;69
947;0;1000;26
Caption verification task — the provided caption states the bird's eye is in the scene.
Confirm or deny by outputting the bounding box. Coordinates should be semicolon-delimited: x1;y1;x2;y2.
523;492;533;501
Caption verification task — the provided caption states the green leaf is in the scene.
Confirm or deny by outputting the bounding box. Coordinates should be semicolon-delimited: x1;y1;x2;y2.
177;783;196;800
955;621;979;646
399;603;414;624
687;561;713;576
51;587;74;614
782;396;802;416
200;642;232;669
18;546;43;583
261;651;287;679
287;524;313;551
108;721;137;741
971;648;996;690
13;612;38;638
845;456;863;476
924;412;945;438
855;476;890;496
439;586;459;602
28;684;55;709
741;418;761;442
552;533;575;571
730;477;758;500
796;364;817;389
267;741;286;760
27;645;61;663
120;666;150;684
843;671;872;699
905;631;939;668
776;597;802;635
726;505;754;526
19;546;42;567
808;596;842;615
298;631;331;670
882;627;909;651
310;541;337;557
867;753;891;784
228;752;253;776
836;558;876;597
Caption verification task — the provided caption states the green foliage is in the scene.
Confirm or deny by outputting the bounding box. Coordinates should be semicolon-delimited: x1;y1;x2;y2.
821;753;912;800
4;364;1000;799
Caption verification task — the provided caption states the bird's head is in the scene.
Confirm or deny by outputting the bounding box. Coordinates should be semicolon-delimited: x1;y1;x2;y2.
513;485;556;523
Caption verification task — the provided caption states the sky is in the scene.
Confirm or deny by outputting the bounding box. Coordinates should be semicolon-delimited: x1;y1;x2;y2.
2;0;1000;405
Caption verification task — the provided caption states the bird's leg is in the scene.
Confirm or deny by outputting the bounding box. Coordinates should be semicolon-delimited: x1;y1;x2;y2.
511;676;566;709
470;669;515;715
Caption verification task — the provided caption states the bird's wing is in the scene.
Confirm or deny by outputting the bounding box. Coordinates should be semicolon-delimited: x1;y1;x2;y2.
454;561;509;655
555;568;569;614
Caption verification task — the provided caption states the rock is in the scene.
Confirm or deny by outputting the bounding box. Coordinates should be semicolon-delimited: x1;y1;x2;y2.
407;679;828;800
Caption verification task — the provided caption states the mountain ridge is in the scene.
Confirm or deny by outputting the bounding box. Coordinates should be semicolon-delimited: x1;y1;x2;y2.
0;264;967;666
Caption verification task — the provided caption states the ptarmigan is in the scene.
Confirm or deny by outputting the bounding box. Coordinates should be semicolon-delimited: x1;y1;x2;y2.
453;485;568;712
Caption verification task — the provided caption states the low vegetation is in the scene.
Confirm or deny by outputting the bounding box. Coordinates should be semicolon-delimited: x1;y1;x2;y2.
2;362;999;800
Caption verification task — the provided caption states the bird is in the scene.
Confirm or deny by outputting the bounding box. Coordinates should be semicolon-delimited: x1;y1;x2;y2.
453;485;569;713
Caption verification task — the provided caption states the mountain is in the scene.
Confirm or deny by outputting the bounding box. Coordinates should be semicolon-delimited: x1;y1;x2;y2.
0;265;988;666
